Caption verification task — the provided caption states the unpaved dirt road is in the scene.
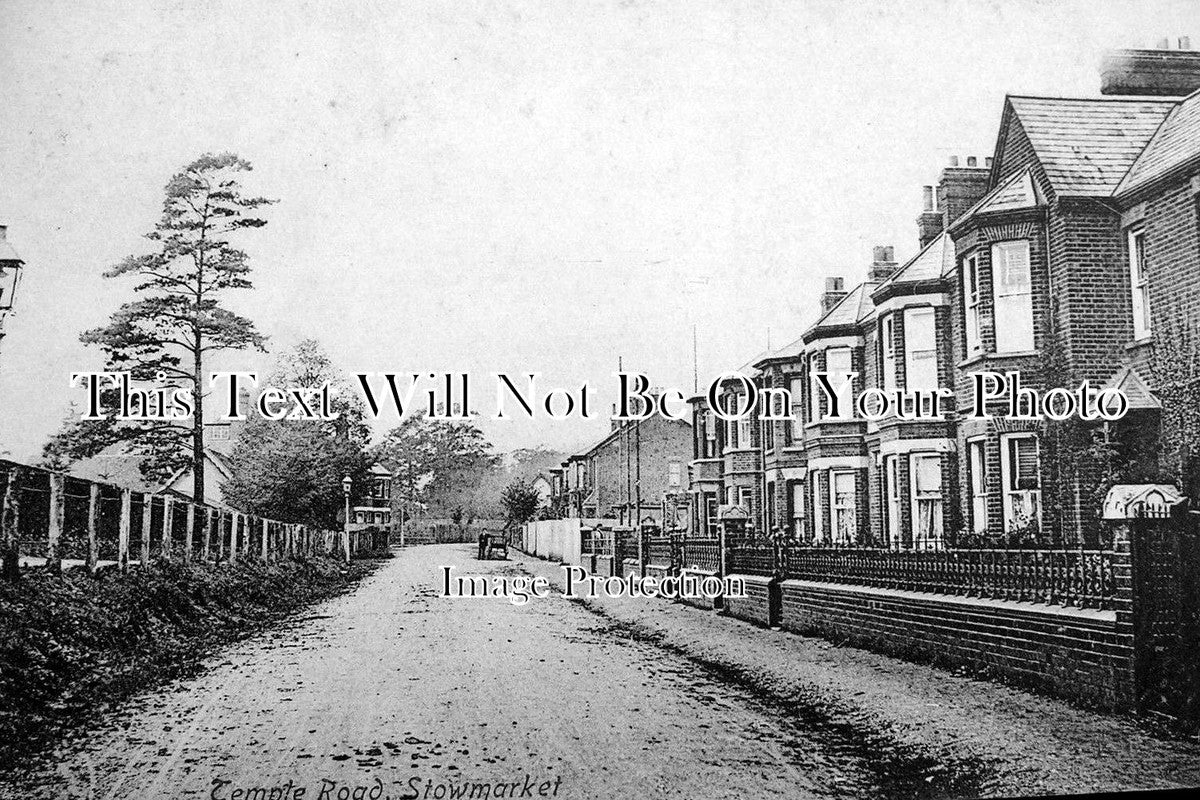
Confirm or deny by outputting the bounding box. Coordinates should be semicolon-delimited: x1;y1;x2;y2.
1;545;974;800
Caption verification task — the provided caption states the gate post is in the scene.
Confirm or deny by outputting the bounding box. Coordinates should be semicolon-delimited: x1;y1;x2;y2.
1112;521;1138;711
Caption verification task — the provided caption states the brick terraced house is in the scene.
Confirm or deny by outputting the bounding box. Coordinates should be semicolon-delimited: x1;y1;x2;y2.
688;41;1200;550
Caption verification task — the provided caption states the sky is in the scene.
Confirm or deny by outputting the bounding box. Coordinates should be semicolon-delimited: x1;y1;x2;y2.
0;0;1195;460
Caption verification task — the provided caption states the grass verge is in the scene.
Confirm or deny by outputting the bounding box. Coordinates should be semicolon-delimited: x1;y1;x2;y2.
0;555;378;769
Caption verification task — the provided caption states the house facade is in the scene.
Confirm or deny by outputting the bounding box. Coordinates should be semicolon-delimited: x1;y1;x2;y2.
550;412;692;526
687;41;1200;549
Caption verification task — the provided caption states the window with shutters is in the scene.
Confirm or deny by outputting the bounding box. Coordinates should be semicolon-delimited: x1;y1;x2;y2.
1000;433;1041;532
910;454;943;550
903;307;938;390
830;470;857;545
884;454;902;547
968;438;988;534
1128;228;1151;340
992;241;1034;352
963;253;983;355
881;314;897;390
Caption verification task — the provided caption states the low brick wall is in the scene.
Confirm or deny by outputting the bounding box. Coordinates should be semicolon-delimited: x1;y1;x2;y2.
580;554;596;573
779;579;1132;709
622;558;642;579
645;563;671;586
722;574;776;627
594;555;616;578
678;568;719;610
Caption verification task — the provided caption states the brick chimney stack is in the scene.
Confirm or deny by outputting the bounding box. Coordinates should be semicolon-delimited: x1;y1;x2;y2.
917;185;943;249
937;156;990;230
820;277;847;315
1102;37;1200;96
869;245;897;281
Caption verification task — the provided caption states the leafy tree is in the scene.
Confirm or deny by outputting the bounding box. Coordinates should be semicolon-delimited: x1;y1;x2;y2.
374;414;496;517
47;153;272;498
500;479;542;526
222;339;371;528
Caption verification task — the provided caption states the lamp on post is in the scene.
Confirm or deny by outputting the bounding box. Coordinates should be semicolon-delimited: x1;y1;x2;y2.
0;225;25;360
341;475;352;563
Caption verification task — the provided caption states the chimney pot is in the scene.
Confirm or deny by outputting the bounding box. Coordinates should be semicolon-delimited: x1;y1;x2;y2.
949;156;960;167
985;157;994;168
1157;37;1170;49
1181;36;1193;50
825;276;844;292
922;185;934;211
0;225;7;240
966;156;978;167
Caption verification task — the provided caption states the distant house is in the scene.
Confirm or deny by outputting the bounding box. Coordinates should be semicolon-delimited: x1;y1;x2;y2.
67;422;238;509
350;463;394;529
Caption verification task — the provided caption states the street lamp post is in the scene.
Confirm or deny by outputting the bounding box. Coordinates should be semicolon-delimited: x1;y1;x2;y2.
341;475;352;563
0;225;25;367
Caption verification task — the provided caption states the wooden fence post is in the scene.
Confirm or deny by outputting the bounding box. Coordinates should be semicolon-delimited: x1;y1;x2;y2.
262;518;269;561
118;489;131;571
203;508;212;560
229;513;238;564
47;472;64;571
1;466;22;581
140;495;151;565
185;503;196;563
217;510;226;560
161;497;173;562
87;483;100;574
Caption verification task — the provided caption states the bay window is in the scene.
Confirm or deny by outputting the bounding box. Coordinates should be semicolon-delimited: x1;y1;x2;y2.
903;307;938;390
790;481;805;539
881;314;897;390
910;454;944;550
1128;228;1151;340
963;253;982;355
884;454;901;547
823;347;853;421
992;240;1034;352
830;470;857;545
787;376;803;444
1000;433;1042;532
968;438;988;535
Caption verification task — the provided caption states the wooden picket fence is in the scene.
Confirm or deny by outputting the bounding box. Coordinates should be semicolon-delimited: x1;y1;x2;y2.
0;458;358;579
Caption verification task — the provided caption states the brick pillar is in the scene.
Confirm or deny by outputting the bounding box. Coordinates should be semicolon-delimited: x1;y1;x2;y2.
1110;521;1138;710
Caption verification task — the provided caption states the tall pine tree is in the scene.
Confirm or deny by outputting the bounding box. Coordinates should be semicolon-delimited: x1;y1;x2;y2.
73;153;272;502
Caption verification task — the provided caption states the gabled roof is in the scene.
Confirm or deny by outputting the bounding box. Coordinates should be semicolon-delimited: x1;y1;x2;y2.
1117;88;1200;197
1002;95;1175;196
946;167;1045;235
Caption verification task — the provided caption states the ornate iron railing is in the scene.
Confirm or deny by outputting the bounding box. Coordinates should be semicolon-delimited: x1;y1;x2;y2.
780;546;1116;609
680;538;720;573
726;543;776;577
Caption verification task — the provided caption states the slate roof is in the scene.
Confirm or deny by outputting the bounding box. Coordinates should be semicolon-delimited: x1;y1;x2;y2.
873;232;957;294
1005;95;1175;196
808;281;877;332
1116;88;1200;197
